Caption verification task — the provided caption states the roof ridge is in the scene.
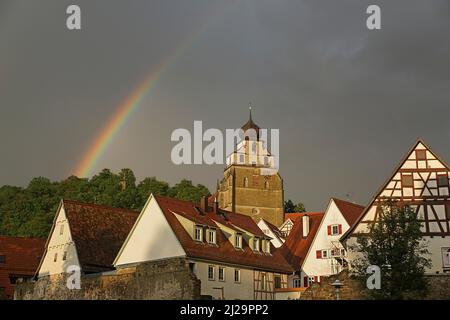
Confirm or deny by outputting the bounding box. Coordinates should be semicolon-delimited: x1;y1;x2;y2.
332;198;365;209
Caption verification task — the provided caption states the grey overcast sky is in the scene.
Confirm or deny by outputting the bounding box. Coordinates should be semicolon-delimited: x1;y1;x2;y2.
1;0;449;210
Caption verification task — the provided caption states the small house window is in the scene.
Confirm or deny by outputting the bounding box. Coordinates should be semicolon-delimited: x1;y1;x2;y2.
53;253;58;262
402;174;413;187
60;224;64;235
194;226;203;242
253;238;260;252
235;234;242;249
208;229;216;244
261;274;266;290
322;250;328;258
218;267;225;282
208;265;215;280
274;276;282;289
416;149;426;160
328;224;342;236
264;240;271;254
0;255;5;264
234;269;241;283
63;251;67;261
293;278;301;288
437;174;448;187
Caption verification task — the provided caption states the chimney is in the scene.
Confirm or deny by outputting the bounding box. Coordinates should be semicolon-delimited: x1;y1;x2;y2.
302;214;310;237
200;196;209;213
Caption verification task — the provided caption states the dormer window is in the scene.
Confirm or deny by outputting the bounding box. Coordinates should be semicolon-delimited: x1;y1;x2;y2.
235;233;242;249
208;228;216;245
194;226;203;242
264;240;271;254
253;237;260;252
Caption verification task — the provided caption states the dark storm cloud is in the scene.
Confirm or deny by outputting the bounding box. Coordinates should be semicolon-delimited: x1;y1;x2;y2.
0;0;449;210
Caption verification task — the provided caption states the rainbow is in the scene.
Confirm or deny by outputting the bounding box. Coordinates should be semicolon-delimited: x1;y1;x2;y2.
73;4;231;178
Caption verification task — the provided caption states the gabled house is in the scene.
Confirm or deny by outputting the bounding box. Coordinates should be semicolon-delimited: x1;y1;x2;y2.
342;139;450;274
114;195;294;300
36;199;139;277
301;198;364;279
0;236;45;299
277;212;324;299
257;219;285;248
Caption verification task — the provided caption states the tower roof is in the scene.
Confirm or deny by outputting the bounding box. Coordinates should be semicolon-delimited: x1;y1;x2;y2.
240;106;260;140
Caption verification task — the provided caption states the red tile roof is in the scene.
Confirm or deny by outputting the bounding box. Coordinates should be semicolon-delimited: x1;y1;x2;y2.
332;198;365;227
279;213;324;270
154;196;293;273
284;212;323;222
0;236;45;298
62;200;139;272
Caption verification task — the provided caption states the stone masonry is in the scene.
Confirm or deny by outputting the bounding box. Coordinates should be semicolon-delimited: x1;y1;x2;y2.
14;258;201;300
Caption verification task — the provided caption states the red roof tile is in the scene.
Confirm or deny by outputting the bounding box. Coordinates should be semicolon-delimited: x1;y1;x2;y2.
154;196;293;273
279;213;324;270
332;198;365;227
0;236;45;298
62;200;139;272
284;212;323;222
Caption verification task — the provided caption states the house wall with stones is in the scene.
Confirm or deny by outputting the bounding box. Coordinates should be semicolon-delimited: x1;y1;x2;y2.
14;258;201;300
300;270;450;300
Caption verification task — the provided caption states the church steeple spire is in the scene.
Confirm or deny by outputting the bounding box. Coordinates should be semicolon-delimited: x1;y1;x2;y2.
241;103;260;140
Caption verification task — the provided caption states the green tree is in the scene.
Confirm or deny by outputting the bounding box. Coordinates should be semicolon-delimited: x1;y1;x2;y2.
284;199;306;213
168;179;210;203
351;200;431;299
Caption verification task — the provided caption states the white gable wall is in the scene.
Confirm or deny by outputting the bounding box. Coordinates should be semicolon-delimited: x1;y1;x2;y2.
114;195;186;267
302;200;350;278
38;203;80;277
257;220;284;248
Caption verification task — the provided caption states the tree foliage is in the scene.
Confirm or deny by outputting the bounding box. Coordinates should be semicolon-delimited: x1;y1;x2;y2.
284;199;306;213
351;200;431;299
0;169;210;238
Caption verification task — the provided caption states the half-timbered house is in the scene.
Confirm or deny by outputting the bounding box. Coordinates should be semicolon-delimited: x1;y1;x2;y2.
342;140;450;274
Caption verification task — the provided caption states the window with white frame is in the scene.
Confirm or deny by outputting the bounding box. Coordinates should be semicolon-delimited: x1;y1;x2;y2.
293;278;301;288
332;225;339;235
322;250;328;258
218;267;225;282
264;240;271;254
208;229;216;244
208;265;215;280
442;248;450;268
253;237;260;251
194;226;203;242
261;274;266;290
235;233;242;249
234;269;241;283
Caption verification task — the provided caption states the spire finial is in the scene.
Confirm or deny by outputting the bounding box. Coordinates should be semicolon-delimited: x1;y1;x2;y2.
248;102;253;121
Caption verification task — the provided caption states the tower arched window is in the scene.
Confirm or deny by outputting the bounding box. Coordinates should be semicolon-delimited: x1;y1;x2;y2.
265;181;269;189
243;177;249;188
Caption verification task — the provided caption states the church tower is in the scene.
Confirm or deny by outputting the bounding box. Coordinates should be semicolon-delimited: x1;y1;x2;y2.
217;108;284;227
